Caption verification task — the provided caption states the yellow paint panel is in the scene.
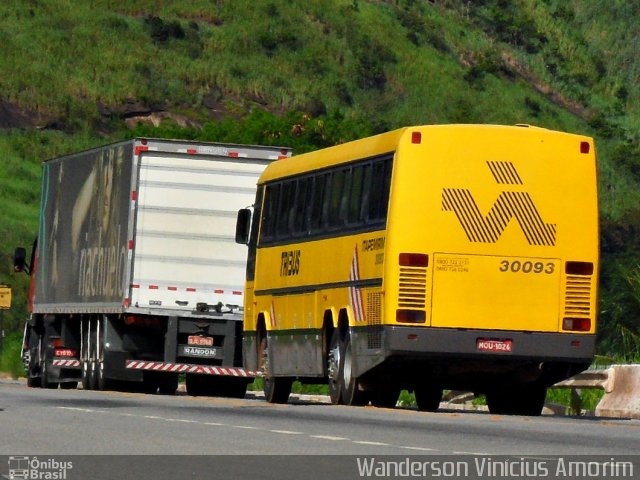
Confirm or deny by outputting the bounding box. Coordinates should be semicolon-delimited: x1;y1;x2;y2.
430;254;561;331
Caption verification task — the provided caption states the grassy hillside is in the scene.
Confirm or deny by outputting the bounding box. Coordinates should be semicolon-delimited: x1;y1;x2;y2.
0;0;638;358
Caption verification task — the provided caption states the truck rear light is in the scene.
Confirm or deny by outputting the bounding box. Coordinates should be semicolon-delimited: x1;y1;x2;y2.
399;253;429;267
565;261;594;275
562;318;591;332
54;348;78;358
52;338;64;348
396;309;426;323
125;315;162;328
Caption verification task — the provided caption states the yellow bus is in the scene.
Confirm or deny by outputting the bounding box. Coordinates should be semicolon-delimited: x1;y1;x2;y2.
235;124;598;415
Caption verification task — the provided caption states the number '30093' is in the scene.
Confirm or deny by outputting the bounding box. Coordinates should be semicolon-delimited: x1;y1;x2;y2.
499;260;555;274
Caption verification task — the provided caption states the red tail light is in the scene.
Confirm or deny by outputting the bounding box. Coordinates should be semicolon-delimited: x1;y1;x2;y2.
563;318;591;332
54;348;78;358
399;253;429;267
396;309;426;323
125;315;162;328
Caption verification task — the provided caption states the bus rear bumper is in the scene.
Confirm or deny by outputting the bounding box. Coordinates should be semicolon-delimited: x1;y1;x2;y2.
384;326;596;362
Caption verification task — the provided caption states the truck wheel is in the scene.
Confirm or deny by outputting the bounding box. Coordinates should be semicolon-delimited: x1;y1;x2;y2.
339;331;368;406
415;385;443;412
259;335;292;404
185;374;207;396
40;360;59;389
60;382;78;390
158;374;179;395
81;361;92;390
371;387;401;408
327;330;343;405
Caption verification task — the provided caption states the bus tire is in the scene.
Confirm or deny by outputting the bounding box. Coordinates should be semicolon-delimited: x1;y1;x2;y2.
486;383;546;416
259;334;292;404
339;331;368;406
327;329;343;405
415;385;443;412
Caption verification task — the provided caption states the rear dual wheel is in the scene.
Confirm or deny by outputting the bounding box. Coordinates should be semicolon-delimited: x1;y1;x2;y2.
259;334;292;404
486;383;547;416
327;329;367;406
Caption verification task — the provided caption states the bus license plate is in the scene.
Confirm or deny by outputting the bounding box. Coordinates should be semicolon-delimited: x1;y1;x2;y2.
188;335;213;346
477;339;512;353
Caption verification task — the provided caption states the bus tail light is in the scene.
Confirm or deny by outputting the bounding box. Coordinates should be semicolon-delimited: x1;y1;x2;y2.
565;261;594;275
399;253;429;267
411;131;422;144
396;309;426;323
562;318;591;332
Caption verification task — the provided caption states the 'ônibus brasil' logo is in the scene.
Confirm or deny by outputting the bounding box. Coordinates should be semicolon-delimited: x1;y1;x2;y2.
442;161;556;246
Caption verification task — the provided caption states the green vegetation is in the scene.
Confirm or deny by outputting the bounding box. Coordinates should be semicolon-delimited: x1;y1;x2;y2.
0;333;25;379
0;0;638;363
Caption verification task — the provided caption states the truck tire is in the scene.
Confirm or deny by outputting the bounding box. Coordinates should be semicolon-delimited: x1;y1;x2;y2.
158;374;179;395
60;382;78;390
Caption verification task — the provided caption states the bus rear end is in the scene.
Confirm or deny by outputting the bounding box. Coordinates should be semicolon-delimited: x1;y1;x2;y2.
382;124;598;414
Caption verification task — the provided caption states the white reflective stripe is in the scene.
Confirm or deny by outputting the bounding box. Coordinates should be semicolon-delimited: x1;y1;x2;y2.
52;359;81;367
125;360;257;377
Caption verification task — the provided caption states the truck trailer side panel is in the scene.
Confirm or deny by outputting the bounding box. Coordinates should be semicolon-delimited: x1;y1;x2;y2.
34;142;133;313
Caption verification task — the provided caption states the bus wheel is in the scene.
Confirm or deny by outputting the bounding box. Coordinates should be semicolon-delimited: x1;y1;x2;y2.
339;331;368;406
486;383;546;416
415;385;443;412
259;335;292;404
327;330;343;405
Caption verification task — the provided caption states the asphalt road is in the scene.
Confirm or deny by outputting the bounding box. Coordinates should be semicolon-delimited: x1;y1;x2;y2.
1;379;639;479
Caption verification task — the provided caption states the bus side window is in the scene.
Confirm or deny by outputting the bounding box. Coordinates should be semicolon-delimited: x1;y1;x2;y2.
348;165;365;225
328;169;347;229
320;173;332;230
261;183;280;242
360;163;373;222
368;158;392;223
309;173;328;233
277;180;295;238
293;177;311;237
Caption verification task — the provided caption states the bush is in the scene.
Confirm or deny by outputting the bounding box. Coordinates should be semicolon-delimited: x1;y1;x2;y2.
0;331;25;379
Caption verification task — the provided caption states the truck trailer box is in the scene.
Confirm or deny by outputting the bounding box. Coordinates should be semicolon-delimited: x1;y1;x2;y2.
19;138;291;393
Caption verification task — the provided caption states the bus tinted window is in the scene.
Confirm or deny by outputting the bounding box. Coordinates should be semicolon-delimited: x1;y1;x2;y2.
259;153;393;245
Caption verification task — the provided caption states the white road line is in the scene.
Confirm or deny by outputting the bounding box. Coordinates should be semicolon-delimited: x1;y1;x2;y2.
399;445;439;452
269;430;304;435
310;435;350;441
57;407;100;413
353;441;390;446
204;422;227;427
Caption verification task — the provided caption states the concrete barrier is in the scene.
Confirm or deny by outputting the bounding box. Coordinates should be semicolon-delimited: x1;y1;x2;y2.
595;365;640;419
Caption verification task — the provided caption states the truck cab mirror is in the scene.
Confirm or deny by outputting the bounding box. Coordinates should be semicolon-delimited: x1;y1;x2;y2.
13;247;28;273
235;209;251;245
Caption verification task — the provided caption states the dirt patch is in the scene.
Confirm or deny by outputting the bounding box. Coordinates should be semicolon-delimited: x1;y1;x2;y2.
0;99;42;129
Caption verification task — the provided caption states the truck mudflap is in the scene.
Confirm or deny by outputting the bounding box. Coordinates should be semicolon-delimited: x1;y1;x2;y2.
125;360;259;377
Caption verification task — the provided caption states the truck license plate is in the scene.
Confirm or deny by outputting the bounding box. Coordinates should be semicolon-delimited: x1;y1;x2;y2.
476;339;513;353
188;335;213;346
